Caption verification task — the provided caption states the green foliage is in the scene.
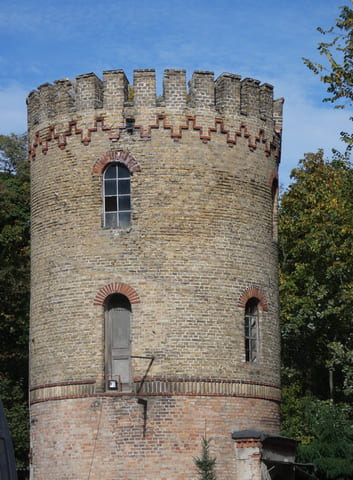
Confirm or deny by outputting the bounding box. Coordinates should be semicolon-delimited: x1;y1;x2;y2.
0;133;30;468
194;437;217;480
327;341;353;397
281;382;315;446
279;150;353;400
282;394;353;479
303;4;353;146
280;150;353;480
285;9;353;476
297;399;353;480
303;4;353;108
0;133;28;174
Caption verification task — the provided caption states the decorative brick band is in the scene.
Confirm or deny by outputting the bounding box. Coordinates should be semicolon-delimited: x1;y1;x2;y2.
30;378;281;404
135;378;280;401
238;287;268;311
28;115;280;161
93;282;140;306
30;380;96;403
92;150;141;174
28;117;110;161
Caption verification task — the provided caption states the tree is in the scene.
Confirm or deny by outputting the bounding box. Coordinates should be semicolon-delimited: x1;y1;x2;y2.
0;133;28;174
0;133;30;468
303;4;353;146
194;437;217;480
282;392;353;480
279;150;353;400
297;399;353;480
279;150;353;480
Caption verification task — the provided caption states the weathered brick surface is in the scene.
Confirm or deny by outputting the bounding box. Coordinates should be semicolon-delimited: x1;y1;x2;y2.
28;69;283;479
30;396;280;480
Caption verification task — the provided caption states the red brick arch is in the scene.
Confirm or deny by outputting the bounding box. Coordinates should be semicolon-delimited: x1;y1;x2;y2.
93;282;140;306
92;150;141;174
237;287;268;312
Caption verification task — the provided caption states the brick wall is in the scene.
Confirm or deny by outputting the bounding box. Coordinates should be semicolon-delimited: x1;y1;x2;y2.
31;396;280;480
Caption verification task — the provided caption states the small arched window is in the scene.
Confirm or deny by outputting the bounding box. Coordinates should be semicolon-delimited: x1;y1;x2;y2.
271;177;279;241
245;298;259;362
103;163;131;228
105;294;131;391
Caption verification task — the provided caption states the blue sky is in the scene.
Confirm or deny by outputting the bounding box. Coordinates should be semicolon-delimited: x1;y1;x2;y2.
0;0;351;187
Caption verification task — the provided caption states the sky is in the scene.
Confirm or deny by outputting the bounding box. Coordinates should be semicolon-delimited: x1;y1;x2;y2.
0;0;351;187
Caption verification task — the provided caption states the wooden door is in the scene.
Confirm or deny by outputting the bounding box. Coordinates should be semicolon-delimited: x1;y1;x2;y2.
106;295;131;390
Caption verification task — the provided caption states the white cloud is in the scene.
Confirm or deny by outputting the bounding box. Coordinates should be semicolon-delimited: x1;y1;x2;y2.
0;85;27;134
277;76;351;187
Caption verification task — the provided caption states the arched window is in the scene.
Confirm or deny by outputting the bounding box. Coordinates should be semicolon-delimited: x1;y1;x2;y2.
245;298;259;362
271;177;279;241
103;163;131;228
105;294;131;391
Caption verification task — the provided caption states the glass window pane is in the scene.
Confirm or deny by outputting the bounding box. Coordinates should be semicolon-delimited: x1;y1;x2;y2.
105;213;117;228
105;165;117;179
250;320;257;336
118;180;130;195
105;196;117;212
119;212;131;227
245;319;250;337
118;196;131;211
245;299;259;362
245;343;250;361
118;164;130;179
105;180;117;196
103;163;132;229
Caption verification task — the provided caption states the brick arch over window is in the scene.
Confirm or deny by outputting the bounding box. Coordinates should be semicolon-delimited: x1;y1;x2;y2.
93;282;141;306
92;150;141;175
238;287;268;312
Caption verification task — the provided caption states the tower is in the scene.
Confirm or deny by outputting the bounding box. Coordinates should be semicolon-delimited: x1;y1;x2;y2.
27;69;283;479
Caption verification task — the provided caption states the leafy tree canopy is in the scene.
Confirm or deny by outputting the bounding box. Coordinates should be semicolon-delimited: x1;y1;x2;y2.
279;151;353;400
0;133;28;174
282;394;353;480
303;4;353;146
299;400;353;480
0;133;30;468
303;4;353;108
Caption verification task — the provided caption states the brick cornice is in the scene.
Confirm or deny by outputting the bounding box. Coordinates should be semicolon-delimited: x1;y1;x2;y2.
28;115;280;162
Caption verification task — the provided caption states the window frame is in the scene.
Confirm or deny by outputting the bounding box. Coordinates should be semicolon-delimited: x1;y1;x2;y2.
244;298;259;363
103;162;131;228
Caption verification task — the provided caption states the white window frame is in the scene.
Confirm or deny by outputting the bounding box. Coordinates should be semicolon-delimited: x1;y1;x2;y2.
103;163;131;228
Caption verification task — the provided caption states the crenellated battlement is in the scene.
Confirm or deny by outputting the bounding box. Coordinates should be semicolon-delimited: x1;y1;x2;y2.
27;69;283;132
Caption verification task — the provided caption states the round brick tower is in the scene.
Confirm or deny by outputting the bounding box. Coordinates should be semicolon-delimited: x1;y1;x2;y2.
28;69;283;480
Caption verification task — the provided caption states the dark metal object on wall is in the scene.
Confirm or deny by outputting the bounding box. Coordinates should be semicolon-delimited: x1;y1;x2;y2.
0;400;18;480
